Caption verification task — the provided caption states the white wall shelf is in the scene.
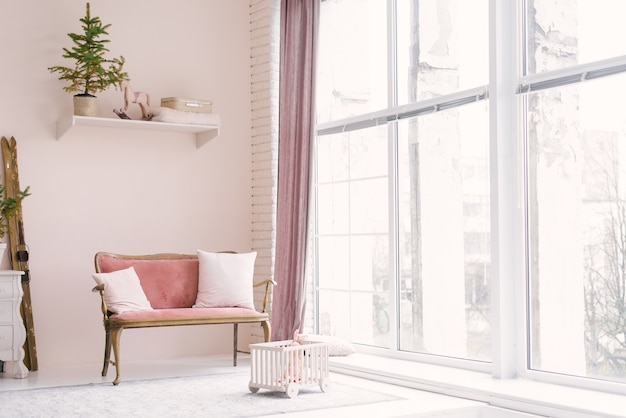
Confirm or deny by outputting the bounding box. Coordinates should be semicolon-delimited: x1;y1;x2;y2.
56;116;220;149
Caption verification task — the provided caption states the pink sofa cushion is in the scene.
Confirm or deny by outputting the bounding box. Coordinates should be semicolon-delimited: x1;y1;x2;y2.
97;255;199;309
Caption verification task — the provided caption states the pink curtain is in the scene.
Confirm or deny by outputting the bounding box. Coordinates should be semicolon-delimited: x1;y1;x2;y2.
271;0;319;342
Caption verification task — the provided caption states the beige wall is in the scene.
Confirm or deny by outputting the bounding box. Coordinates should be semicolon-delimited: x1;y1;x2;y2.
0;0;252;367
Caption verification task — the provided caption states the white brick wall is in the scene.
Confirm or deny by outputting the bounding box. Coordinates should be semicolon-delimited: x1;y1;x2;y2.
249;0;280;344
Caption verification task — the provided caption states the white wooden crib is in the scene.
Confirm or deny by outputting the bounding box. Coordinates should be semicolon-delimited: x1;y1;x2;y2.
248;340;330;398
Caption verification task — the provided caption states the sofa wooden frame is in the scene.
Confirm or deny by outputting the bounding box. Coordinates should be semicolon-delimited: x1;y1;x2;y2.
92;252;275;385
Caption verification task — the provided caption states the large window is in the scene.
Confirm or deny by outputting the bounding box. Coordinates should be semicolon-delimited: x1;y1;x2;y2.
396;103;490;361
315;0;490;364
525;0;626;384
314;0;626;390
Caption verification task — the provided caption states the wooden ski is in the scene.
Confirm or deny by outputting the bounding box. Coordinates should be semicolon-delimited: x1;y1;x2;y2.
1;136;38;371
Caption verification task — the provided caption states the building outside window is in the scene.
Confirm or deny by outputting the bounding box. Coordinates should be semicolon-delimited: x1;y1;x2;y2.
313;0;626;390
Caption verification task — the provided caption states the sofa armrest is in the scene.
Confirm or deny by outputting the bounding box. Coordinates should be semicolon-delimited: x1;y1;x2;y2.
253;279;277;313
92;284;109;318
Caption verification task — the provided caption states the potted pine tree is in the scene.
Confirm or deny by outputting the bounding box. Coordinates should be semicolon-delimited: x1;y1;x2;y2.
48;3;129;116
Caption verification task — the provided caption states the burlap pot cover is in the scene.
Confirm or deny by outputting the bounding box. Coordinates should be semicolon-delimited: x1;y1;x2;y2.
73;95;97;116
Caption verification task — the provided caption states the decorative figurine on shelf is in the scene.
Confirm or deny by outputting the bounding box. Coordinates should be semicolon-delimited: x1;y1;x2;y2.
114;81;152;120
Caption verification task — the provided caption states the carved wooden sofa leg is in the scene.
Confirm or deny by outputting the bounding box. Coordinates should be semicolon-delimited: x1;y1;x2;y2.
233;323;238;366
262;320;271;343
102;329;112;376
110;327;123;385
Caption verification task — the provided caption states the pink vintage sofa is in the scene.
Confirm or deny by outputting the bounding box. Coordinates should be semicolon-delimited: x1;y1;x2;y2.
92;252;274;385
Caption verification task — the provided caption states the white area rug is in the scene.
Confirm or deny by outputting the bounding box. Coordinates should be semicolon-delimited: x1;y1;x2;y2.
0;371;399;417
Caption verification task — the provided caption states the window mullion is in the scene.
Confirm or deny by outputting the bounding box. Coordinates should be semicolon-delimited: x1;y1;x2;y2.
387;0;399;352
489;0;522;379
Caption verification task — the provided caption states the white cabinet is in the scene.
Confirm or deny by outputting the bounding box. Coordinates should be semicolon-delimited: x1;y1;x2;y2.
0;271;28;378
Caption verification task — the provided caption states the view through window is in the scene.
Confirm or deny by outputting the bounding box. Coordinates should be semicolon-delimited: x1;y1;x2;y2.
314;0;626;387
315;0;490;362
525;0;626;383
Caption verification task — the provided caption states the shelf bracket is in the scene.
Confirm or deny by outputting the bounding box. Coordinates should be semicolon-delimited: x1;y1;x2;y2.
196;129;220;148
56;116;76;140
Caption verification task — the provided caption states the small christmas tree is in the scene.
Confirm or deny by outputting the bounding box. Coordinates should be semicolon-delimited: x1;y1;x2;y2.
48;2;129;97
0;183;30;239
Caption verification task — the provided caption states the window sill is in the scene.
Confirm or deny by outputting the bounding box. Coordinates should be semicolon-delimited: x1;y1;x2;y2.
329;353;626;417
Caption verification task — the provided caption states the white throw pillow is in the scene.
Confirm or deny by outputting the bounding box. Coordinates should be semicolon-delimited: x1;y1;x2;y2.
194;250;257;310
297;334;356;356
92;266;153;314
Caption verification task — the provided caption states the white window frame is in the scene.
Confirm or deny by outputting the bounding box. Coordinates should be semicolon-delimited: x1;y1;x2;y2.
313;0;626;395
